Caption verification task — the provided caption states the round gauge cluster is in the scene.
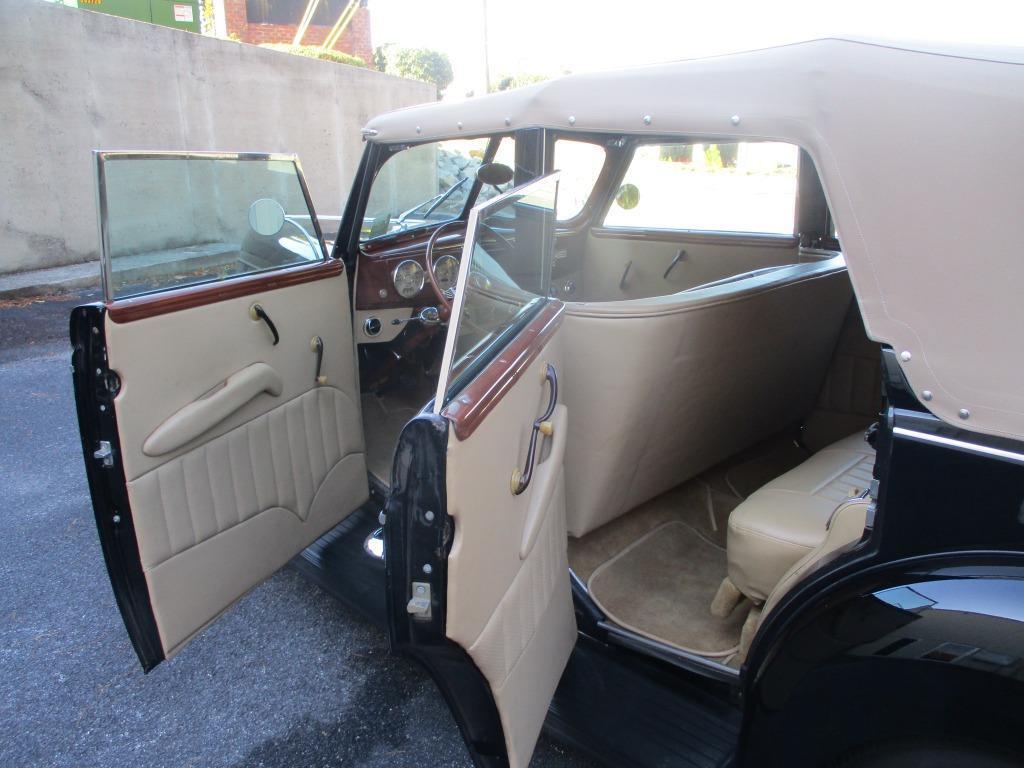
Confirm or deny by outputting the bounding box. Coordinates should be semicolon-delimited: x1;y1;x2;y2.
392;259;425;299
432;254;460;293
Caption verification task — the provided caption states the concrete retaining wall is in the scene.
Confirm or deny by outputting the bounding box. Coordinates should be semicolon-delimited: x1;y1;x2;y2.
0;0;435;275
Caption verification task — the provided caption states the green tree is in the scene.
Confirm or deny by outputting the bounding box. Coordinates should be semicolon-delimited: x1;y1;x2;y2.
389;48;454;97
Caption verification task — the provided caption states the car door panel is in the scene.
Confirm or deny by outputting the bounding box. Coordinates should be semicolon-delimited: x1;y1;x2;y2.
446;355;575;766
426;174;575;768
581;229;802;301
106;269;368;656
77;152;369;665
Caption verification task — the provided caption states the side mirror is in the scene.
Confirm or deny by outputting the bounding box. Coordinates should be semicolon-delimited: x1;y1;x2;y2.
476;162;514;187
248;198;286;237
615;183;640;210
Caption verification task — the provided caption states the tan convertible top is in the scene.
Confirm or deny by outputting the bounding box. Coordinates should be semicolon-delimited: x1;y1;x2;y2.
366;38;1024;443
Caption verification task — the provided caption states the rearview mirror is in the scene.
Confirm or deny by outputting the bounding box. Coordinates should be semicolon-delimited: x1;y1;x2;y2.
476;162;514;187
615;183;640;210
248;198;286;237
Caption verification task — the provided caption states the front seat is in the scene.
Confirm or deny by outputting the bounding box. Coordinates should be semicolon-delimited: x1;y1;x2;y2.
725;431;875;603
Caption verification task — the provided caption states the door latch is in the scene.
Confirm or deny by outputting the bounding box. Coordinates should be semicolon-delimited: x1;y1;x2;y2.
407;581;432;618
94;440;114;468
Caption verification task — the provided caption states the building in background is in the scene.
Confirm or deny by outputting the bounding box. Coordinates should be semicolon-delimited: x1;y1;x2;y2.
50;0;202;33
42;0;371;63
216;0;371;62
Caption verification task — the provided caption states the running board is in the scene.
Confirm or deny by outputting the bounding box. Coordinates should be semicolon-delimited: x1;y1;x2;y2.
547;635;740;768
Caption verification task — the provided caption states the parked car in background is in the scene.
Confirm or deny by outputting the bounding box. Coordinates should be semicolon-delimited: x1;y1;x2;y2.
72;38;1024;767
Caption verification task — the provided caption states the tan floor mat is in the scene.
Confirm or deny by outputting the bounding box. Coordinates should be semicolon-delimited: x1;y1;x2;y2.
587;521;747;657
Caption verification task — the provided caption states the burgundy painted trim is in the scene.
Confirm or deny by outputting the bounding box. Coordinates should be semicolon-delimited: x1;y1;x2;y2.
442;300;564;441
106;260;344;323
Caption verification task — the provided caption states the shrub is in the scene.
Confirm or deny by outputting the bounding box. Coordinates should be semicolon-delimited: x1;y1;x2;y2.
260;44;366;68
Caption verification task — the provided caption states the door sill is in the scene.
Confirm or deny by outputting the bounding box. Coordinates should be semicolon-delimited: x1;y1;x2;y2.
570;568;741;686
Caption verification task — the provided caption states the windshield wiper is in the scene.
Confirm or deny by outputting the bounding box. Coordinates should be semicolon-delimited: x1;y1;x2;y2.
398;177;470;225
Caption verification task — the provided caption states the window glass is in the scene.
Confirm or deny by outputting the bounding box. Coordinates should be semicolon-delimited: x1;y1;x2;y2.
362;136;514;241
245;0;350;26
435;174;558;406
99;155;325;301
554;139;605;220
603;141;799;235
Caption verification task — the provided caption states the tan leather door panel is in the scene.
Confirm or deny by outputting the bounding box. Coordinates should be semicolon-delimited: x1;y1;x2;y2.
581;230;800;301
106;269;368;655
444;328;576;768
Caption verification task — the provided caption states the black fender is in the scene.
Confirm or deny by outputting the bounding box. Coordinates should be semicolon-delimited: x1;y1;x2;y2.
738;550;1024;766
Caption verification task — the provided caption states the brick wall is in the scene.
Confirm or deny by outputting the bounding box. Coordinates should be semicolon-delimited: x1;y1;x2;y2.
223;0;372;64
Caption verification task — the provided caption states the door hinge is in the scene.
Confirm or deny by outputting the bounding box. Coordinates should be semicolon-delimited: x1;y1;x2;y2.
94;440;114;468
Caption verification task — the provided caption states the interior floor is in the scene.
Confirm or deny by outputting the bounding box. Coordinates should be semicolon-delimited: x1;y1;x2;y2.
361;376;437;485
568;434;810;666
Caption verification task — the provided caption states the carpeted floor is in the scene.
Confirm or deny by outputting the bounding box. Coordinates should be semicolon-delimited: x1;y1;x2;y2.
569;434;808;661
588;522;748;656
361;393;422;485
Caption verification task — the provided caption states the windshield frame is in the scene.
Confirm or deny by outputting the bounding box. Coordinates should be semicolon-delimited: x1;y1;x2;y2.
358;133;511;246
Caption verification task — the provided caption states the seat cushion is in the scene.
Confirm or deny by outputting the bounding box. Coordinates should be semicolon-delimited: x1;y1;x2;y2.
727;431;874;602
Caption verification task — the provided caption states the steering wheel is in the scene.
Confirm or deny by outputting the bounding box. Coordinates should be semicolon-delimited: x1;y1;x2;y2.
424;220;464;313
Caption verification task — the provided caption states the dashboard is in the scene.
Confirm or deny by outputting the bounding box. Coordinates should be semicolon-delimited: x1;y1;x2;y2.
355;223;466;312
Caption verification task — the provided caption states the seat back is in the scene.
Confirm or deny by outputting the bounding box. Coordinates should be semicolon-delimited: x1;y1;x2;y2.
561;257;852;537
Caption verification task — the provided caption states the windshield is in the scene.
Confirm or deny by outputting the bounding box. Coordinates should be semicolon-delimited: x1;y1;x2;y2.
361;136;514;241
434;173;559;410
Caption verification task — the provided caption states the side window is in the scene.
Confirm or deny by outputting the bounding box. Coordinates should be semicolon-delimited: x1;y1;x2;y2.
97;154;326;301
435;174;558;404
553;139;606;220
603;141;799;235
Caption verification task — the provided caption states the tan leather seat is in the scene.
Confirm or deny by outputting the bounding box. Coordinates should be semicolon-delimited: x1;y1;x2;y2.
726;431;874;602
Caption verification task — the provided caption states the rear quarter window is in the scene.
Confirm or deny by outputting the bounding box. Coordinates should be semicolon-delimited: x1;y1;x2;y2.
603;141;798;235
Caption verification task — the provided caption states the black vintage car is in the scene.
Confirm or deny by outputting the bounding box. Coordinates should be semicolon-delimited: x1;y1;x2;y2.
72;38;1024;767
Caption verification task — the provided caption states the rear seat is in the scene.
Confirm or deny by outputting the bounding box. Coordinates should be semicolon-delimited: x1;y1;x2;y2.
726;431;875;603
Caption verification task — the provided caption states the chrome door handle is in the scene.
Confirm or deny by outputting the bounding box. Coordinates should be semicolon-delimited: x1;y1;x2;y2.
511;364;558;496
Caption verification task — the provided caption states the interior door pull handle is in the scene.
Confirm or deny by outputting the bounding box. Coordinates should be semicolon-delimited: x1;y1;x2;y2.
511;364;558;496
663;248;686;280
619;260;633;290
311;336;326;384
249;303;279;345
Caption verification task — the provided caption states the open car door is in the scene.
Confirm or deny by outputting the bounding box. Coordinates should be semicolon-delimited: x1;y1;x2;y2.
385;174;576;768
72;152;368;670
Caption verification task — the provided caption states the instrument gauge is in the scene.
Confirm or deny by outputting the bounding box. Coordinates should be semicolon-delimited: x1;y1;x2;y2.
432;254;460;293
392;259;425;299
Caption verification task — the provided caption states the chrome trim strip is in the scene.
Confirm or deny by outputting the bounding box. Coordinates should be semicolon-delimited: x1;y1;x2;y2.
893;426;1024;466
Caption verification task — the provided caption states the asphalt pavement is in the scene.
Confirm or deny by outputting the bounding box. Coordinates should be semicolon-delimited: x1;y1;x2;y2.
0;291;594;768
